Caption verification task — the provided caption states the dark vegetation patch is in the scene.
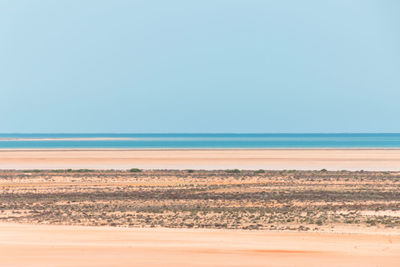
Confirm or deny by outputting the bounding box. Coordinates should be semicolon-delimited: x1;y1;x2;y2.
0;170;400;230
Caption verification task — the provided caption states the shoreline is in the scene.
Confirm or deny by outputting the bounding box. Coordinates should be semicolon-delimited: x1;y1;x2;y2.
1;149;400;170
1;147;400;150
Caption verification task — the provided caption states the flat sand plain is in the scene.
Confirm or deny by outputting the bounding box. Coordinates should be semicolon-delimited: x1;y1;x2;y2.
1;223;399;267
1;169;400;266
1;149;400;170
2;150;400;266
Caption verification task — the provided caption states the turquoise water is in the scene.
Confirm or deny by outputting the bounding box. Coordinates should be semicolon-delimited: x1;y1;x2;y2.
0;134;400;149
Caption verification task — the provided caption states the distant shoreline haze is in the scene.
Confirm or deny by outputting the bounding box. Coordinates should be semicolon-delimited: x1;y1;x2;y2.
0;133;399;149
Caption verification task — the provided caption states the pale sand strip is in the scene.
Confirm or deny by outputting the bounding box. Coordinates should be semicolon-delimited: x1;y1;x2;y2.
0;149;400;170
0;223;399;267
0;137;135;141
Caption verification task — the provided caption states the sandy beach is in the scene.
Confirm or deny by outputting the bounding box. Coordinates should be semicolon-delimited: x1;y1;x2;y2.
1;151;400;266
0;149;400;170
3;0;398;265
0;223;398;267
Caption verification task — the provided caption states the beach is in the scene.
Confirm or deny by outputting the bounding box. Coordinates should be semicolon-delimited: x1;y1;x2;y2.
3;0;398;265
1;168;400;266
2;151;400;266
0;149;400;170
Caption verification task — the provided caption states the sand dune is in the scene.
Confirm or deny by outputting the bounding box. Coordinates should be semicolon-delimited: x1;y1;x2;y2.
0;223;399;267
0;149;400;170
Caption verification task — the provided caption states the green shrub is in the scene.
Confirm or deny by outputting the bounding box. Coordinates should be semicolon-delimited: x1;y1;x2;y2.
22;169;41;173
225;169;240;174
74;169;94;173
51;169;66;173
129;168;142;173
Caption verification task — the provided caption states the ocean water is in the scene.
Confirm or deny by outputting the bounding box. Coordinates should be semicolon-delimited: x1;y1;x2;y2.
0;133;400;149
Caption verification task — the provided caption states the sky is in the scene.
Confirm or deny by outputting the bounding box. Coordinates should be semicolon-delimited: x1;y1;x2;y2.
0;0;399;133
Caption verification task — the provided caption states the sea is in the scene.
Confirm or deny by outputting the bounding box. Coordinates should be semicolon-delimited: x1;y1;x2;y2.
0;133;400;149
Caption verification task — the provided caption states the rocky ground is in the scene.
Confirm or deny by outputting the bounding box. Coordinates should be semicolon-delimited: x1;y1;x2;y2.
1;169;400;231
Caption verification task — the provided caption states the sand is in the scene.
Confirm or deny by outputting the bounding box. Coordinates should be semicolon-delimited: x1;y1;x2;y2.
0;149;400;170
0;223;398;267
2;149;400;266
0;137;135;141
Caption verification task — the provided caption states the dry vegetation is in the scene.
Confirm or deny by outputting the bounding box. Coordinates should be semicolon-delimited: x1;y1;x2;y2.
1;169;400;231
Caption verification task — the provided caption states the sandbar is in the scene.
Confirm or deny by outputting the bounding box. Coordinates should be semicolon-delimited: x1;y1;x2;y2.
0;149;400;170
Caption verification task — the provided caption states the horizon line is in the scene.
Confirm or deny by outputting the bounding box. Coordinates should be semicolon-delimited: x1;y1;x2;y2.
1;132;400;135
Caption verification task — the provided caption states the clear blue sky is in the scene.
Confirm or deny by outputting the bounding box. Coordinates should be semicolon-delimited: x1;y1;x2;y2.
1;0;399;133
